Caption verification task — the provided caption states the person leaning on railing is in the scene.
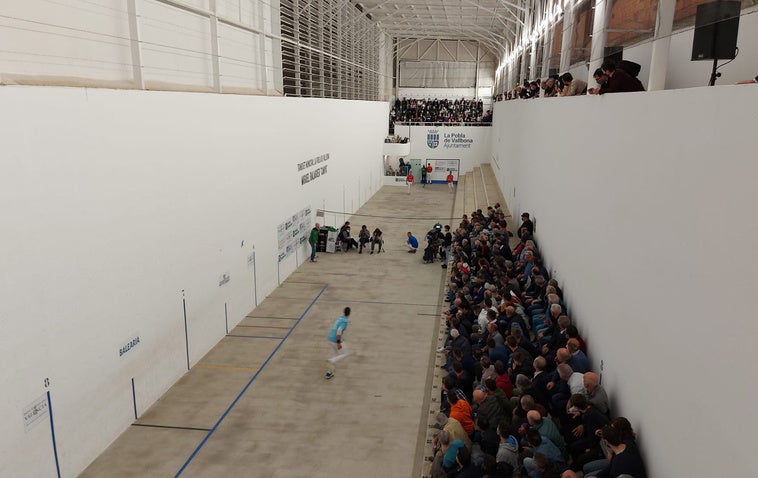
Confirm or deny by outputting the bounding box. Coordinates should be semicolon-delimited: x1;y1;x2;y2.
736;74;758;85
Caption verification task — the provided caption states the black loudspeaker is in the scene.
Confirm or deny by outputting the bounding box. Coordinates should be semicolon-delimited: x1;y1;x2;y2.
691;1;740;60
604;46;623;65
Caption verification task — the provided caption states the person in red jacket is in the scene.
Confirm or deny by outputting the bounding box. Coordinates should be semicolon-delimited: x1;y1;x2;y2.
446;171;454;192
406;171;414;194
448;393;475;436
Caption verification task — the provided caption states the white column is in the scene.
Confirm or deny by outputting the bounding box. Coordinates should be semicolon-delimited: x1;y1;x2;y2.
475;43;481;98
507;47;514;90
257;0;268;94
209;0;221;93
395;39;400;99
559;0;574;72
126;0;144;89
587;0;613;86
529;41;539;80
648;0;676;91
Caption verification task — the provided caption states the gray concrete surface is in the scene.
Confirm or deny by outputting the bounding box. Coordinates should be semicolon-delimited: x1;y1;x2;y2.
80;181;470;478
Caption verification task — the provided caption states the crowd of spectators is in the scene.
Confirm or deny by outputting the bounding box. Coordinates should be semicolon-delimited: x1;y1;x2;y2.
428;205;647;478
391;97;493;126
385;135;409;143
385;157;411;176
493;59;645;102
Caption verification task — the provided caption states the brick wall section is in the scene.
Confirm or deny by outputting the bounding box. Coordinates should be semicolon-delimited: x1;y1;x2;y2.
552;20;563;57
608;0;657;46
530;0;755;71
562;0;754;60
571;2;594;64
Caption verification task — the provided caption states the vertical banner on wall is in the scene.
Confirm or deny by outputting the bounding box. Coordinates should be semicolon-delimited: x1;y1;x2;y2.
277;207;312;262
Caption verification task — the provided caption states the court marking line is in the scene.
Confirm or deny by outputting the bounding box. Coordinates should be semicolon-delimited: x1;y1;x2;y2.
195;364;258;372
132;423;212;432
317;298;439;307
235;324;292;330
226;334;284;340
262;295;320;301
244;315;299;320
175;283;328;477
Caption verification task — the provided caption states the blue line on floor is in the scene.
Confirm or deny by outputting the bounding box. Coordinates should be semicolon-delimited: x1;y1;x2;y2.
175;283;328;477
47;391;61;478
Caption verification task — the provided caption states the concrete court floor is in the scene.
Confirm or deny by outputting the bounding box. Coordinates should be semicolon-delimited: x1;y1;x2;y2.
80;182;459;478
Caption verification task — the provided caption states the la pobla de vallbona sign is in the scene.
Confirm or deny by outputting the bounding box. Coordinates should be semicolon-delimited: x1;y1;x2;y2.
427;130;474;149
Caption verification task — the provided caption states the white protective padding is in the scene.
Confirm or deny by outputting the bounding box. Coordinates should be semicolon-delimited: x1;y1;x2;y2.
400;60;479;88
490;84;758;477
0;85;387;478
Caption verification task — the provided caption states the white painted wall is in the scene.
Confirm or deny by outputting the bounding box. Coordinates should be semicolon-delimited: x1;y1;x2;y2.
408;125;492;174
0;85;386;477
490;84;758;477
0;0;282;94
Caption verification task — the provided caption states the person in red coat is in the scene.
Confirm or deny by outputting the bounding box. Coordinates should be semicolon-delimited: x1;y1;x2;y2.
447;171;455;192
406;171;414;194
448;393;475;436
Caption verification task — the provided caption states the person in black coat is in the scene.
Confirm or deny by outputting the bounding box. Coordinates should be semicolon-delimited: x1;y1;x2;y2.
595;425;647;478
518;212;534;238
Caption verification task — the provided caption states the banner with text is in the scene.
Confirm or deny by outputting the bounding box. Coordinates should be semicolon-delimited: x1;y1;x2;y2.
277;207;312;262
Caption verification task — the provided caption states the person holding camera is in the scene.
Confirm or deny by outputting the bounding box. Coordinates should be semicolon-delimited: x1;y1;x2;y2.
358;225;370;254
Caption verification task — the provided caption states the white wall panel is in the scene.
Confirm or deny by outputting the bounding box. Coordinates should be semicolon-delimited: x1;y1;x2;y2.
140;0;214;88
397;87;478;100
408;125;492;173
218;22;263;91
0;0;283;94
0;85;386;477
490;84;758;477
0;0;132;84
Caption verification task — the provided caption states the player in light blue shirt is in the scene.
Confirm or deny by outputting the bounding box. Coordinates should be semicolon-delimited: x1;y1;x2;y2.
325;307;351;379
406;232;418;253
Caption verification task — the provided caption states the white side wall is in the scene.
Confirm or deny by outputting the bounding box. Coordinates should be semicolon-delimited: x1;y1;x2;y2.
490;84;758;477
0;85;386;478
0;0;282;94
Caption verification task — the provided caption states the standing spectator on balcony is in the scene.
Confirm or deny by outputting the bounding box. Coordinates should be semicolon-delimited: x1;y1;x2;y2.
588;69;609;95
560;73;587;96
406;170;414;194
737;74;758;84
447;171;455;193
600;60;645;94
542;78;558;97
